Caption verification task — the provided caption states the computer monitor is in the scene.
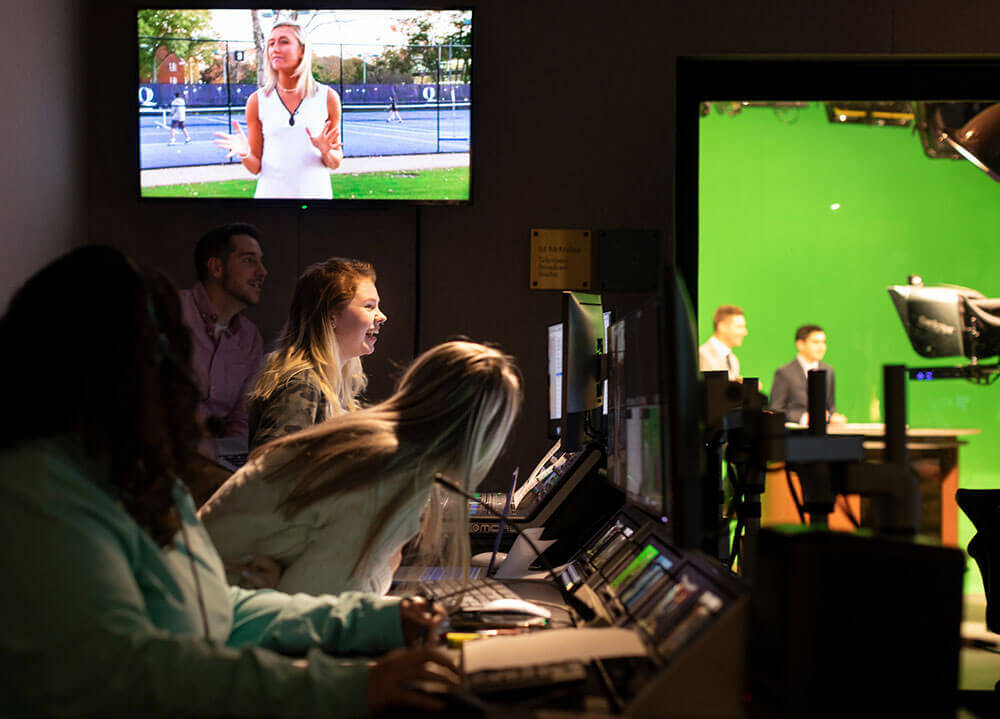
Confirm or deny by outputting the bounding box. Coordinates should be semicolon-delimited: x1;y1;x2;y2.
560;292;606;451
658;266;703;551
607;305;662;516
547;305;611;442
606;267;703;549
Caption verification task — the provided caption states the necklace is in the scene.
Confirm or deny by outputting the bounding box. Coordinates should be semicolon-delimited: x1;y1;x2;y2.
278;85;297;93
277;92;304;126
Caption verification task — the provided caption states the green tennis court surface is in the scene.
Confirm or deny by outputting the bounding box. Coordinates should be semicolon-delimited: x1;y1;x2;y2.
141;166;469;200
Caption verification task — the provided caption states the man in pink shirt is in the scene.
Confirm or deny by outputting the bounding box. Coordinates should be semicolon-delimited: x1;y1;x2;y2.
178;223;267;441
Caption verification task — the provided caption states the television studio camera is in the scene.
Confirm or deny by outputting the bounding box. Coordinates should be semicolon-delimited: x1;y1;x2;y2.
890;275;1000;647
889;275;1000;382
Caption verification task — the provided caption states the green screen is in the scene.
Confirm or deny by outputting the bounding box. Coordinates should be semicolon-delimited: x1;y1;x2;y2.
698;102;1000;594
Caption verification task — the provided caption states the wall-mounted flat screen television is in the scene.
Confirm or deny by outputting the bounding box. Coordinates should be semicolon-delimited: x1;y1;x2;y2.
138;8;472;203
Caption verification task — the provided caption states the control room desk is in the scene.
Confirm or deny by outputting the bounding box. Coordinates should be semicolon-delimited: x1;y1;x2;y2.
762;424;979;545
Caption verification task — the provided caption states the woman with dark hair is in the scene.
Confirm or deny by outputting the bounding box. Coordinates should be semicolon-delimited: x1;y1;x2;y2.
248;256;387;450
0;246;457;718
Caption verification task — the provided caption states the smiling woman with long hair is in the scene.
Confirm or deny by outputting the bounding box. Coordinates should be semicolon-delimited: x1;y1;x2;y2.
200;340;523;596
248;257;387;450
214;20;343;199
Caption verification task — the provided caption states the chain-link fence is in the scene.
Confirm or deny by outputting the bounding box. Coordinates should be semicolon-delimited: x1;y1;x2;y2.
139;37;471;170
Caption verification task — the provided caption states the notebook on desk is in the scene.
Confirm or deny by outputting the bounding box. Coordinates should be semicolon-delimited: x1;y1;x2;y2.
391;567;564;628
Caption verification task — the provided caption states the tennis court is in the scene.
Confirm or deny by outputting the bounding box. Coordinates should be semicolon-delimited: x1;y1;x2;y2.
140;103;470;170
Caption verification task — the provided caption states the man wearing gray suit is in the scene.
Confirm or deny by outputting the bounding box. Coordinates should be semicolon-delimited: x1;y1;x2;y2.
699;305;747;381
769;324;847;426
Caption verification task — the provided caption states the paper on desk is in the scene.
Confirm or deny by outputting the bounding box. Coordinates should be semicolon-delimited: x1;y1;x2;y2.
463;627;647;674
493;528;558;579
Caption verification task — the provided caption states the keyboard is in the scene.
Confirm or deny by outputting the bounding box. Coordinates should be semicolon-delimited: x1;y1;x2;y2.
419;578;520;612
468;491;514;517
466;660;588;695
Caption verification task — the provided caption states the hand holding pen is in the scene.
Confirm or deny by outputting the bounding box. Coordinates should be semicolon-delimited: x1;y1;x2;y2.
400;595;448;646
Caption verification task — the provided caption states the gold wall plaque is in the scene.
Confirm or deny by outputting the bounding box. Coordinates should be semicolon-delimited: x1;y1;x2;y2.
529;229;592;290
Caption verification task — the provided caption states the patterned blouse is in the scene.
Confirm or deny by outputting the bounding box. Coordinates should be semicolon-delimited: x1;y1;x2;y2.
248;369;339;451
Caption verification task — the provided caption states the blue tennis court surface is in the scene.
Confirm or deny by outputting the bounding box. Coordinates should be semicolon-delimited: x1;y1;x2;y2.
140;105;470;170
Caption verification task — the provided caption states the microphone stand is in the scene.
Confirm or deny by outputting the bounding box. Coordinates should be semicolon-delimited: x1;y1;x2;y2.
434;474;597;622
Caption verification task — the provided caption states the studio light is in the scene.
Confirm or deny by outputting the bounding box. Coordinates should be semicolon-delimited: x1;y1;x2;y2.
939;102;1000;182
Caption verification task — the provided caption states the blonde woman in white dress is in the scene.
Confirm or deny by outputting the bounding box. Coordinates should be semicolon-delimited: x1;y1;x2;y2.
214;21;342;199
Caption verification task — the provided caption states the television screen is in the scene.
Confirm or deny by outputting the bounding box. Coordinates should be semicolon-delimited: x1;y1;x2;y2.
138;8;472;202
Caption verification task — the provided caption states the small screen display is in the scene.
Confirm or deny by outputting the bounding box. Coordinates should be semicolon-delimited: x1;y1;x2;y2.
636;570;702;641
609;544;660;590
618;553;674;611
585;515;636;559
655;590;722;660
548;323;563;421
591;532;631;571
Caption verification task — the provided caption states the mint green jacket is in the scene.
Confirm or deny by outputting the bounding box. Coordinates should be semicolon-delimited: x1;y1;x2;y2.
0;436;405;718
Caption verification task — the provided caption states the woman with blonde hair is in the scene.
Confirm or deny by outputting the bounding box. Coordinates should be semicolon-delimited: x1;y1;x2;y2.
214;20;343;199
199;340;522;596
248;257;386;451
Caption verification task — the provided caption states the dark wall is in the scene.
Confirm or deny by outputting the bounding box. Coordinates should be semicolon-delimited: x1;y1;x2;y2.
79;0;1000;489
0;0;84;309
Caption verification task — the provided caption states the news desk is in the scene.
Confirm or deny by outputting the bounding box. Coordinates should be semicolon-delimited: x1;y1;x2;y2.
762;423;980;544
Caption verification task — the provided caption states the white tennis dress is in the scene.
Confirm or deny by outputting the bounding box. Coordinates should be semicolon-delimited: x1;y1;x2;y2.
254;85;335;199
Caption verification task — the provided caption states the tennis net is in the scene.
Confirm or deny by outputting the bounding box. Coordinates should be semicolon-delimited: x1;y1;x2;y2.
139;106;246;130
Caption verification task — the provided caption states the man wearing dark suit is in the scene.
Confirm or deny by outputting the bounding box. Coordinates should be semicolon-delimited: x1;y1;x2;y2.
770;324;847;426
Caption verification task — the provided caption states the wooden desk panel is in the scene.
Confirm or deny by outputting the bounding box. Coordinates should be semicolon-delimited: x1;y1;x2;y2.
761;424;978;545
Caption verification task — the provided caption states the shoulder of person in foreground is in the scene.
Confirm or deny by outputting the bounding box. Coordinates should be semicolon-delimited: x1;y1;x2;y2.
0;436;408;719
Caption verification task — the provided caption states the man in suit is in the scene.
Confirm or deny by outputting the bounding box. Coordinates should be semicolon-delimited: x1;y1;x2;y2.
699;304;747;381
770;324;847;425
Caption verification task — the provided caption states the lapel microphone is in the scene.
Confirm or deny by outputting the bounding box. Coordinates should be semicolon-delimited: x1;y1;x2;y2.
434;474;596;622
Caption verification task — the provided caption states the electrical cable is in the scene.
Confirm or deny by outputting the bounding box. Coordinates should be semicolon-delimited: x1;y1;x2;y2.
837;496;861;529
582;413;608;445
724;459;748;568
783;465;807;524
727;516;746;570
591;657;625;714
